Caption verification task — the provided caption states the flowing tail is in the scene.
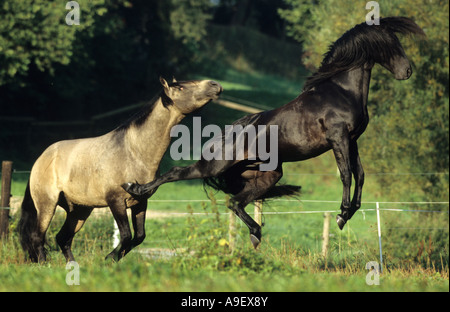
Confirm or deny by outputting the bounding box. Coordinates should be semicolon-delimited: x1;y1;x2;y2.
256;184;301;200
203;174;301;200
18;182;43;262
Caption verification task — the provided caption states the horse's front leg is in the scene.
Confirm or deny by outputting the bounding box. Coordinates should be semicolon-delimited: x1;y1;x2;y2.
348;141;364;220
328;125;352;230
130;201;147;248
105;198;132;261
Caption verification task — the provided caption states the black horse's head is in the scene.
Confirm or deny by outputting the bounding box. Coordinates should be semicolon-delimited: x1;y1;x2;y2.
304;17;426;90
160;77;223;114
371;17;426;80
379;45;413;80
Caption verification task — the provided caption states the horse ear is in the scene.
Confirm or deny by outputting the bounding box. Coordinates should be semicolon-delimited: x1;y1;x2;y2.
160;77;170;92
172;76;177;83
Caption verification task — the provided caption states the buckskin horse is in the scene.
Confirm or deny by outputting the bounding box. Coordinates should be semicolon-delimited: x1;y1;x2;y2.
19;78;223;262
124;17;425;249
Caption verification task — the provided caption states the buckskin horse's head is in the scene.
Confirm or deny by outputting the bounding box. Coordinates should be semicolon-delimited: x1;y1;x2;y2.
160;77;223;115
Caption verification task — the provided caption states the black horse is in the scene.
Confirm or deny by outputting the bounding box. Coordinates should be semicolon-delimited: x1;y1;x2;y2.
123;17;425;248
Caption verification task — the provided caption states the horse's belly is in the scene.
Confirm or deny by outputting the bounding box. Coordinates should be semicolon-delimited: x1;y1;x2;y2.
63;183;108;207
278;135;331;162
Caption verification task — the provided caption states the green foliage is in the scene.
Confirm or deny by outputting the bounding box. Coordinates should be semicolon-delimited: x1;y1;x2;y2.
201;24;305;79
382;210;449;270
279;0;365;71
0;0;115;85
0;0;213;124
169;0;212;45
279;0;449;201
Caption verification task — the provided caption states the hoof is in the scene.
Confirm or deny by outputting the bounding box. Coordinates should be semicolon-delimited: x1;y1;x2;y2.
250;234;260;249
121;182;144;197
336;214;346;230
121;182;133;192
105;253;118;262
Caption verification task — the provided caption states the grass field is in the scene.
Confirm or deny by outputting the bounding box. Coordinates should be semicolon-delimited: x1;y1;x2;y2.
1;158;448;292
1;68;448;293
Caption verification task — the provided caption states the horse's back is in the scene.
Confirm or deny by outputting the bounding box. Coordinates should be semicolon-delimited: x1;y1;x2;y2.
30;133;128;207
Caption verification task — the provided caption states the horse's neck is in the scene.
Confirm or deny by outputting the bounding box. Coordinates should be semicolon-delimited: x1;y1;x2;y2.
332;65;372;110
125;98;184;171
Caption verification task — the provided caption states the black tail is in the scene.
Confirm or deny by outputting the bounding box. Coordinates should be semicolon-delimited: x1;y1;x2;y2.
203;174;301;201
18;182;42;262
256;184;301;200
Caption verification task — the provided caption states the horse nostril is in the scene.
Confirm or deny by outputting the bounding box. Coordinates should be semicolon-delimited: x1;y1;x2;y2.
209;81;223;93
406;67;412;77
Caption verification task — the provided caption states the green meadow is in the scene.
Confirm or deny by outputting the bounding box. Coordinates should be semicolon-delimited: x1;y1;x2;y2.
1;153;448;292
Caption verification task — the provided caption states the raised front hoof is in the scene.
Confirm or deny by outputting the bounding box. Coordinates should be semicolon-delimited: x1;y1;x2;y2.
336;214;347;230
121;182;144;197
250;234;261;249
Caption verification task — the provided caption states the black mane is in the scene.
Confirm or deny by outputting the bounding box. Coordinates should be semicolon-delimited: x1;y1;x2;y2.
303;17;425;91
114;89;173;132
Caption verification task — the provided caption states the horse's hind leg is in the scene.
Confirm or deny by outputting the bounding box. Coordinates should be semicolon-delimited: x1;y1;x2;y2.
229;169;283;249
123;159;234;196
56;206;93;262
229;197;262;249
31;195;59;262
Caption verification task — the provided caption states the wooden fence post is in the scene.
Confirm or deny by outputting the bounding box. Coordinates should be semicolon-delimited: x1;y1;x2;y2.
376;202;384;273
0;161;13;238
229;211;236;251
254;200;263;226
322;212;331;258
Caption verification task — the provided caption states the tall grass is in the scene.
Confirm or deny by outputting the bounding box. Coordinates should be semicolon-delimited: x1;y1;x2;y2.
1;190;448;291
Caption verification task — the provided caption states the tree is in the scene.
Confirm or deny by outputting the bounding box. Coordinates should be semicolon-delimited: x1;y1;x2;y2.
0;0;213;119
170;0;212;44
0;0;111;86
